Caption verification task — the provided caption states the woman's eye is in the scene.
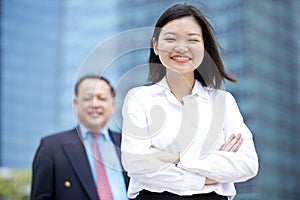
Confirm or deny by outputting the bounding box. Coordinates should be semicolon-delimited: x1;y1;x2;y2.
164;38;175;42
189;39;200;42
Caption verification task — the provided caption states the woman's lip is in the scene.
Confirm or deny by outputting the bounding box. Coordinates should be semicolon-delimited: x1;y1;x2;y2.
171;55;192;62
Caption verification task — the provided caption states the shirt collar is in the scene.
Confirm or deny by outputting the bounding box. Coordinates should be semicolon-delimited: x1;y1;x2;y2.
80;124;110;141
155;76;209;100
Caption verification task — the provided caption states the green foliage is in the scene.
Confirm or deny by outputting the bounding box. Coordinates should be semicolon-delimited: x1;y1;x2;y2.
0;169;31;200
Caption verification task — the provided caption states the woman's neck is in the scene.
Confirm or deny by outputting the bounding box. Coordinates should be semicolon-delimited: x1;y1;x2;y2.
166;71;195;104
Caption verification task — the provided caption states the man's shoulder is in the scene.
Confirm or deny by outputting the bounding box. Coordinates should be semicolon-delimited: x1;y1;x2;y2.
42;128;78;143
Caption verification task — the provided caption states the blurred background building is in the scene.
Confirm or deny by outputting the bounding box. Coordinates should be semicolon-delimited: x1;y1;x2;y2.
1;0;299;199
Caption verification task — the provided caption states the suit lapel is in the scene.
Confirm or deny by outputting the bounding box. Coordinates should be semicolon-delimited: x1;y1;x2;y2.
62;130;98;200
108;130;122;164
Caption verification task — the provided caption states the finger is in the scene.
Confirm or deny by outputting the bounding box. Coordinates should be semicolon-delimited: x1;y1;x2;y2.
227;134;242;152
231;137;243;152
220;134;235;151
229;137;243;152
223;134;242;152
223;134;239;151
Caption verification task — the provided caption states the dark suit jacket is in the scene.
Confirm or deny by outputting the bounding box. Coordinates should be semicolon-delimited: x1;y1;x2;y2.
31;127;129;200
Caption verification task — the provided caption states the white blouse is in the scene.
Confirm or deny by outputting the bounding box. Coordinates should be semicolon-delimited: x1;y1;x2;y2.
121;77;258;200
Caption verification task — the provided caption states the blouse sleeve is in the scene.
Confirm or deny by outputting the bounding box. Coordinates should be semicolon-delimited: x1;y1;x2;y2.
178;91;259;183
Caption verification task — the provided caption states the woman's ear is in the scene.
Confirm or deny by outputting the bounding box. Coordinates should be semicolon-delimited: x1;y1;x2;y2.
152;38;158;55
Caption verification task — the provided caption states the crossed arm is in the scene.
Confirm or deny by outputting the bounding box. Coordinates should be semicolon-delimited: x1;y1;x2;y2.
150;133;243;185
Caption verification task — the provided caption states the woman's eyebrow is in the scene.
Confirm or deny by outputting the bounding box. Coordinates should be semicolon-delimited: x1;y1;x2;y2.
188;33;202;37
163;31;176;36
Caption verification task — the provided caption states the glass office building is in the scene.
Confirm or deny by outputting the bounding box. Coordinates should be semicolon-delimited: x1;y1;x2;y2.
1;0;299;199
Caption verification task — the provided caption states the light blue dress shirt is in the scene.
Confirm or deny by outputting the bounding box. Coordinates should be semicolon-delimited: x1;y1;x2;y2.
80;125;128;200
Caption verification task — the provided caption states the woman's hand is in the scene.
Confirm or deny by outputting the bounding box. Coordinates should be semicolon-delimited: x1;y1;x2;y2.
205;177;219;185
205;133;243;185
220;133;243;152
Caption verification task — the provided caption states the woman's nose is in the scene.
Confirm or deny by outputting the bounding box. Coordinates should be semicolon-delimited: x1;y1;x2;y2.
173;41;188;53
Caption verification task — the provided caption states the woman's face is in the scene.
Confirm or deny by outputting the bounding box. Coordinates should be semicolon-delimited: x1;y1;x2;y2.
153;16;204;76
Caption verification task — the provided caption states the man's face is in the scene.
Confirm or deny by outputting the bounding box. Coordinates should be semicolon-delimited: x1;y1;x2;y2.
73;78;115;133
